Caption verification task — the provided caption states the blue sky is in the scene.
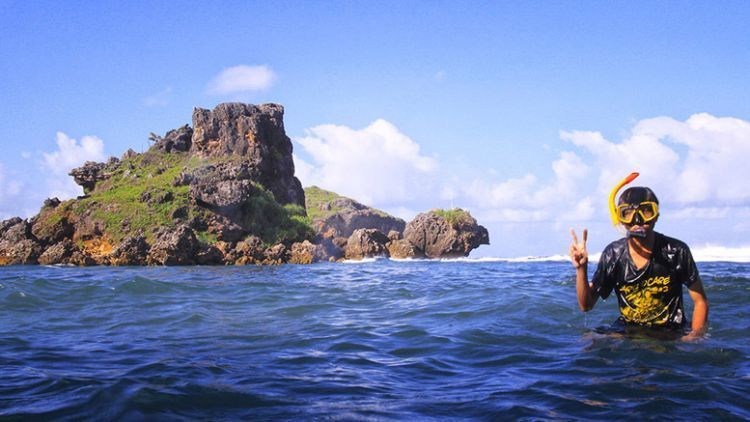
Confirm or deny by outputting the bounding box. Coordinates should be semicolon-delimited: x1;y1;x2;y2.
2;1;750;257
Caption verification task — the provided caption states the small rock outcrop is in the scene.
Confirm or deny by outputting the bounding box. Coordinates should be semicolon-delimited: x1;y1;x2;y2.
403;210;489;258
38;240;76;265
305;186;405;239
289;240;327;264
387;239;423;259
69;161;108;194
344;229;390;260
191;103;304;208
0;219;43;265
110;235;150;266
151;124;193;153
147;225;198;265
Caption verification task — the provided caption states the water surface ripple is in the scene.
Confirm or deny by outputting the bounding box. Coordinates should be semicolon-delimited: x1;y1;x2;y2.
1;261;748;419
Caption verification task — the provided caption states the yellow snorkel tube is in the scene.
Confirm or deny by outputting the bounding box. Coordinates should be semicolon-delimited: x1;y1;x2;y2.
608;172;640;226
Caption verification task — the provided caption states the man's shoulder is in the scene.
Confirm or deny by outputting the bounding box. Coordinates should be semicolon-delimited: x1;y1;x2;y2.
601;237;628;261
655;232;692;253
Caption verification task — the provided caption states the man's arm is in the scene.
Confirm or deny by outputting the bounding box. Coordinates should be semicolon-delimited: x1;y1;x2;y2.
683;278;709;340
570;229;598;311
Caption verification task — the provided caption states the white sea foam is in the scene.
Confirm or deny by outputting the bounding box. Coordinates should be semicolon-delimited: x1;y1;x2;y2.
420;246;750;263
341;256;385;264
691;245;750;262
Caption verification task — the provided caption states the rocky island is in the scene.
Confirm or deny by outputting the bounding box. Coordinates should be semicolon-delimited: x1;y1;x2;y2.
0;103;489;266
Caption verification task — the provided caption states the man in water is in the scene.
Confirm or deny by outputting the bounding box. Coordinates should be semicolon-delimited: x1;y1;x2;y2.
569;184;709;341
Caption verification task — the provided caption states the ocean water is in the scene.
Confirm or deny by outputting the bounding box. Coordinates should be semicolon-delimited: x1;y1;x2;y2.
1;260;748;420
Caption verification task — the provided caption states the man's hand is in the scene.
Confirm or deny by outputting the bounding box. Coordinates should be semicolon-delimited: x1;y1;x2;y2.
680;331;705;342
569;228;588;269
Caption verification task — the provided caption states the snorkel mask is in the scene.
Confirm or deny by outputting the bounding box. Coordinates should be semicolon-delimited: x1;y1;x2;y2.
608;172;659;238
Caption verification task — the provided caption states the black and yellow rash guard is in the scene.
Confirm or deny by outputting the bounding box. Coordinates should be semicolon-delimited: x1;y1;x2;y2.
591;232;700;328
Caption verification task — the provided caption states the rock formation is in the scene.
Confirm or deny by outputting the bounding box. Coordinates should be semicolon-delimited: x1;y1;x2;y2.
0;103;312;266
0;103;490;266
403;209;489;258
191;103;304;208
344;229;390;260
305;186;405;239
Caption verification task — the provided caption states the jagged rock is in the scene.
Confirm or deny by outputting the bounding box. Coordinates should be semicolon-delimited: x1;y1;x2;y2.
388;230;401;241
122;148;138;160
139;189;174;205
344;229;389;260
403;210;489;258
229;236;265;265
152;124;193;153
0;219;44;264
387;239;423;260
189;163;260;209
305;186;405;239
74;209;106;239
333;236;348;250
43;197;61;209
172;171;194;187
195;244;224;265
110;235;150;265
0;217;23;237
31;215;75;246
191;103;304;207
69;251;96;266
38;240;75;265
69;161;110;193
289;240;327;264
263;243;288;265
1;219;32;243
206;216;245;242
147;225;198;265
312;236;344;261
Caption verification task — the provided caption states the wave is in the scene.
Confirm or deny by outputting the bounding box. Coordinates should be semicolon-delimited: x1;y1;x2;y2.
424;246;750;263
691;245;750;262
341;256;387;264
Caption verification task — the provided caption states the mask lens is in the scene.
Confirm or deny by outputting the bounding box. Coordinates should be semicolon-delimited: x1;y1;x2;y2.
617;205;636;223
639;202;657;221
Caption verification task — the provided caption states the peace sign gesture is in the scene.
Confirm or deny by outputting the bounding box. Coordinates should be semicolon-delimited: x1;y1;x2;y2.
569;228;588;269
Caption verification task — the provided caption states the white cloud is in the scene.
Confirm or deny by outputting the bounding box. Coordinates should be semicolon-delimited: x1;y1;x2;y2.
563;113;750;207
294;119;437;207
41;132;106;200
144;86;172;107
207;65;276;95
43;132;106;175
461;152;594;222
293;112;750;256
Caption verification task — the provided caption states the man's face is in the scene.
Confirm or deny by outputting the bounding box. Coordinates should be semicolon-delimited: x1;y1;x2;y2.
624;213;657;238
617;187;659;239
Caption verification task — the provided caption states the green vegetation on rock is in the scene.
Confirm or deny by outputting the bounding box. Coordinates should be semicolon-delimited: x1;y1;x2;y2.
433;208;474;226
71;150;197;243
304;186;389;221
37;149;313;247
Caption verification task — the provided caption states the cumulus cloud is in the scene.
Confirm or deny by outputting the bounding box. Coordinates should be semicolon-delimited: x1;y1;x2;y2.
42;132;106;199
461;152;594;222
294;119;437;207
563;113;750;207
43;132;105;175
441;112;750;225
294;111;750;239
207;65;276;95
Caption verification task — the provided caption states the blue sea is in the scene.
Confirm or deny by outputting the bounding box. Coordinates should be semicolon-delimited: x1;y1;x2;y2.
1;259;748;420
